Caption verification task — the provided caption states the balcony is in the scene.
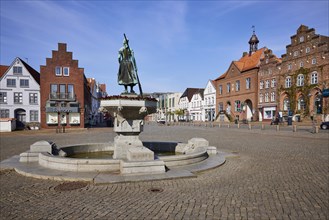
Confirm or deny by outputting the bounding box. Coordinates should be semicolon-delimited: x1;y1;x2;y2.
49;93;76;101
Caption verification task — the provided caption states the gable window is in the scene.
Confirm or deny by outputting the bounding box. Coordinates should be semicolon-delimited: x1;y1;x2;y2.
297;74;304;87
55;66;62;76
227;83;231;93
63;67;70;76
311;72;318;84
285;76;291;88
235;80;240;92
20;79;29;87
13;66;22;74
235;100;241;112
271;78;276;88
246;77;251;89
288;64;292;70
219;85;222;95
29;93;38;104
299;36;304;42
0;92;7;103
265;80;270;89
14;92;23;104
0;109;10;118
7;79;16;87
260;81;264;89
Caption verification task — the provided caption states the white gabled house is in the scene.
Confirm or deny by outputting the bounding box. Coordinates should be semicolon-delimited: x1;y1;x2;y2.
0;57;40;129
179;88;203;121
203;80;216;121
189;89;205;121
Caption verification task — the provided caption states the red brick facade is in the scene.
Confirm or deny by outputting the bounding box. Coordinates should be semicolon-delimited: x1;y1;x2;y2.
40;43;91;129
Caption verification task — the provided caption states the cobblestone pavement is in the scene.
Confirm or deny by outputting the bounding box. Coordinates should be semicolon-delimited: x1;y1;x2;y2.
0;125;328;220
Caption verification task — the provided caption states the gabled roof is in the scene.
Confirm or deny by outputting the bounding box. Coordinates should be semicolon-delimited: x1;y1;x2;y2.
0;58;40;84
0;65;9;78
19;58;40;84
180;88;204;102
214;48;265;81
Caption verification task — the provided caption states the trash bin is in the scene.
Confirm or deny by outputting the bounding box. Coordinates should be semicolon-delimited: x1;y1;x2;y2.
287;116;292;125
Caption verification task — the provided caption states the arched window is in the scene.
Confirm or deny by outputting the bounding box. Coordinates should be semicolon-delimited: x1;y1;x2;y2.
285;76;291;88
311;72;318;84
297;74;304;87
297;96;306;111
283;97;290;111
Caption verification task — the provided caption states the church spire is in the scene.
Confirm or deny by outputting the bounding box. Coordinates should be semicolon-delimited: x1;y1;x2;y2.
249;25;259;56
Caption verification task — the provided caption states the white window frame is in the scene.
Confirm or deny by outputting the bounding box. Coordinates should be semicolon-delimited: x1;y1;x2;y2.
235;80;240;92
271;78;276;88
260;81;264;89
13;66;22;74
63;67;70;76
285;77;291;88
265;80;270;89
311;72;318;84
55;66;62;76
30;110;39;122
246;78;251;90
20;79;29;88
288;64;292;70
0;92;7;103
270;92;275;102
14;92;23;104
265;93;269;102
219;85;222;95
7;79;16;87
312;58;317;64
29;93;38;104
227;83;230;93
306;47;310;53
259;94;263;103
297;74;304;87
0;109;10;118
293;51;299;57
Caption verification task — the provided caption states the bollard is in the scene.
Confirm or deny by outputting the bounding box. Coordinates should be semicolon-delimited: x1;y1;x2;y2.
248;124;252;130
293;125;297;132
276;125;280;131
237;123;240;129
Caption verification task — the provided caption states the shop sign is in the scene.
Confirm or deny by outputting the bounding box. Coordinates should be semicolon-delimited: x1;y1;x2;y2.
46;107;79;113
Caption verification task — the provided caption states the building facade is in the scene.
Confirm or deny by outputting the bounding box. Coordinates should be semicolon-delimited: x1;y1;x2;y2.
179;88;203;121
214;31;265;122
0;58;40;128
189;89;204;121
40;43;92;129
277;25;329;121
203;80;216;121
258;49;282;121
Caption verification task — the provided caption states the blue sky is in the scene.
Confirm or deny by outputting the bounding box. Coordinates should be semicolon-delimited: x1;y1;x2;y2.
1;1;328;95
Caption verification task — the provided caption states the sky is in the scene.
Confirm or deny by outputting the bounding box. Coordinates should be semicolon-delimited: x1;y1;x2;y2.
1;0;328;95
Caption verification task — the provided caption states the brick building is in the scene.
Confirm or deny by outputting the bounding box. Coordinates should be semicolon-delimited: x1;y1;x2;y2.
214;31;265;122
258;49;282;121
40;43;92;129
277;25;329;121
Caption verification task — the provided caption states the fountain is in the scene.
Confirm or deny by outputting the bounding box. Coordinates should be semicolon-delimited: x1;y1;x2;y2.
0;35;225;183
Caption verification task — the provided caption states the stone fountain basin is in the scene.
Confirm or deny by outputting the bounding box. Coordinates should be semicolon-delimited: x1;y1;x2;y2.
38;142;209;172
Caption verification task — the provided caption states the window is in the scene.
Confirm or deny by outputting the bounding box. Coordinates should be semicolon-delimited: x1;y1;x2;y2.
271;92;275;102
312;58;317;64
246;78;251;89
265;80;270;89
14;92;23;104
265;93;269;102
55;66;62;76
306;47;310;53
259;94;263;103
297;74;304;87
0;109;10;118
294;51;299;57
265;59;269;64
300;61;304;68
288;64;292;70
219;85;222;95
218;102;223;112
29;93;38;104
227;83;231;93
63;67;70;76
13;66;22;74
235;80;240;92
285;76;291;88
299;36;304;42
297;96;306;111
283;98;290;111
7;79;16;87
0;92;7;103
235;100;241;112
268;69;272;75
50;84;58;99
271;78;276;88
311;72;318;84
30;110;39;122
20;79;29;87
260;81;264;89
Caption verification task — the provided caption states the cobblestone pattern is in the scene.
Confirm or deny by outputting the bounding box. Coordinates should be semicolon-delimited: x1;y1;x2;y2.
1;125;328;219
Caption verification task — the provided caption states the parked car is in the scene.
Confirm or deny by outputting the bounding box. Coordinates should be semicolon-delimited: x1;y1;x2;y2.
320;121;329;130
